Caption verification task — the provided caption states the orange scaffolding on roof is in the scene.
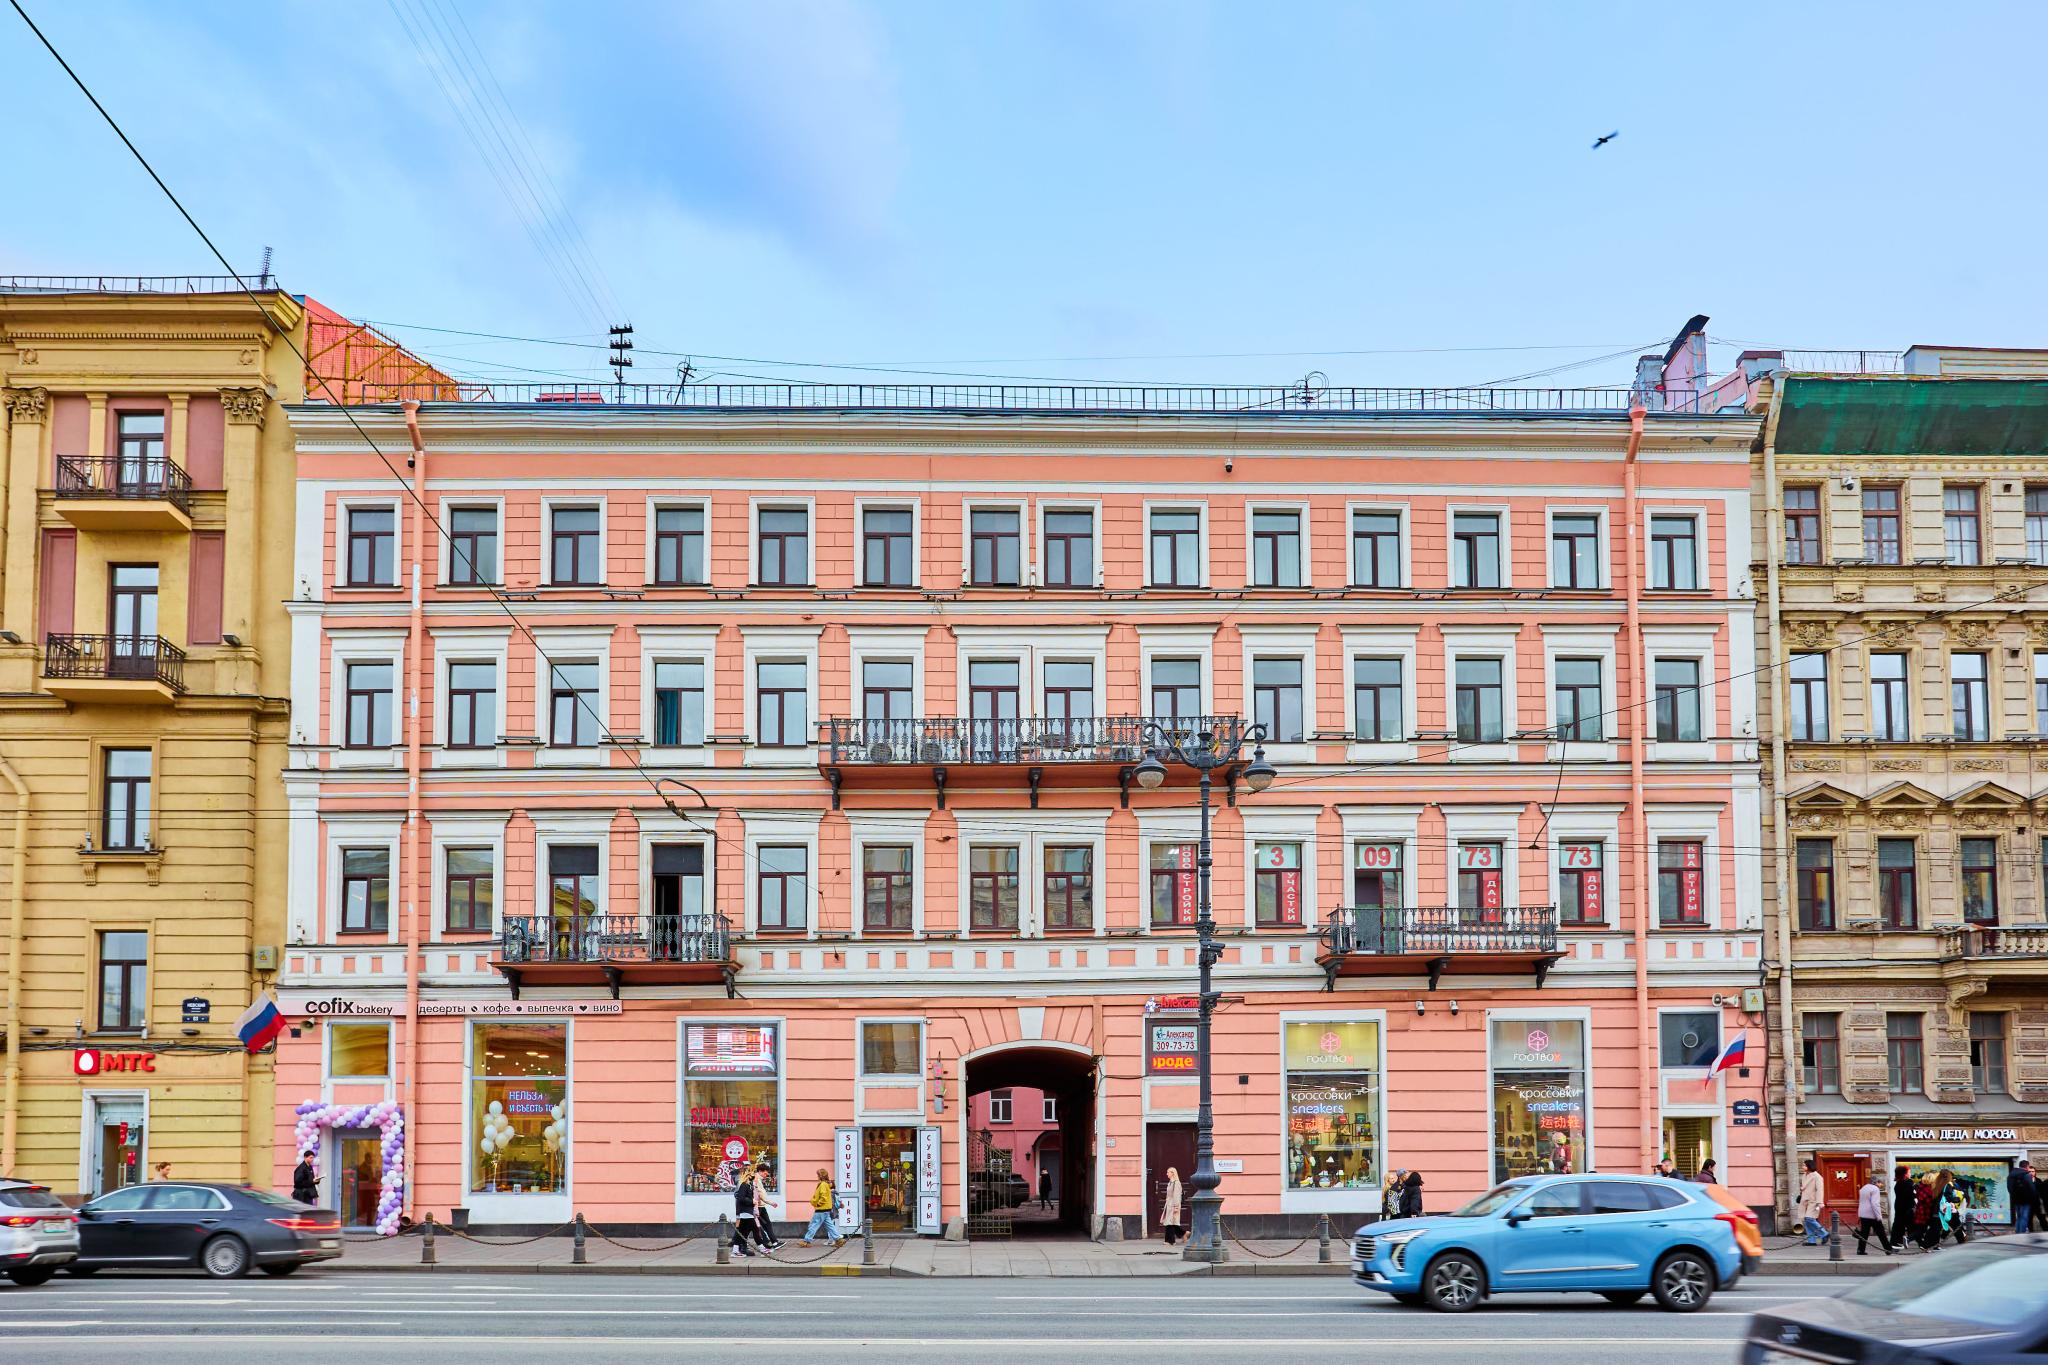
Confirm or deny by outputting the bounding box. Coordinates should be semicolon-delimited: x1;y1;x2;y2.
302;298;471;403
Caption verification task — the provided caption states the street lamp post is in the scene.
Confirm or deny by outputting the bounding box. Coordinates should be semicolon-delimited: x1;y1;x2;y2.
1134;722;1275;1263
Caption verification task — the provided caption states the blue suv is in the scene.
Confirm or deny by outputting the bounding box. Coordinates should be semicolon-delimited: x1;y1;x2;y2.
1352;1174;1745;1313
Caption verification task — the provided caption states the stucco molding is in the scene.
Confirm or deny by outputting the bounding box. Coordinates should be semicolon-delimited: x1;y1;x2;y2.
220;387;269;426
2;386;48;423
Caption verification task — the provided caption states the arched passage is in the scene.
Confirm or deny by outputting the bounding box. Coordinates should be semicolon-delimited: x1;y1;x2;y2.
962;1043;1096;1239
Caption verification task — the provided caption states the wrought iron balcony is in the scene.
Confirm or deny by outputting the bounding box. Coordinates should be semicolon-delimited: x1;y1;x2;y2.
52;456;194;531
822;715;1245;767
42;633;186;698
493;912;735;997
1317;905;1563;990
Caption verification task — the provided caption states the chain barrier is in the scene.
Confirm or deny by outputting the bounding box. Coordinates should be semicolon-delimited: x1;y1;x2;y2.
586;1223;703;1254
1216;1216;1315;1260
443;1220;578;1248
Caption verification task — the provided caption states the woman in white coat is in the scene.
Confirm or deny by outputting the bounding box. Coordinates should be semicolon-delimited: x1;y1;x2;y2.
1160;1167;1185;1246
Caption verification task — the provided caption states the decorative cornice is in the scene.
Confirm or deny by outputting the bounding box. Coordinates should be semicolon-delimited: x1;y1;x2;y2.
220;387;269;426
3;386;48;423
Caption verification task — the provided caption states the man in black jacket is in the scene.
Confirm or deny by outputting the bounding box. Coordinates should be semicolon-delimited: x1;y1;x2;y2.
2010;1161;2039;1235
1890;1165;1917;1252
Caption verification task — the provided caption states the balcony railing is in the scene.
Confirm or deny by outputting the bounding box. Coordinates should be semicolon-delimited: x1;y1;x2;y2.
0;273;273;295
1941;924;2048;960
43;633;187;693
1318;905;1562;989
53;455;193;512
499;913;731;967
822;715;1245;766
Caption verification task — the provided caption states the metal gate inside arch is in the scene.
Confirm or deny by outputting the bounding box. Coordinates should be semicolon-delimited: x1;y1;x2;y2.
966;1125;1016;1239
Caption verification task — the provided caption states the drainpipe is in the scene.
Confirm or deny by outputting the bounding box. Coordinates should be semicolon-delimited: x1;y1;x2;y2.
0;751;26;1172
1621;404;1655;1172
1759;385;1798;1225
401;402;427;1217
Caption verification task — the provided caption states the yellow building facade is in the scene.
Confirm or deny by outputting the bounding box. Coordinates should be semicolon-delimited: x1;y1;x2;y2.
0;282;301;1194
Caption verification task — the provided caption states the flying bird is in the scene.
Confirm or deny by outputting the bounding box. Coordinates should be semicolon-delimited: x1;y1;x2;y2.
1591;130;1619;150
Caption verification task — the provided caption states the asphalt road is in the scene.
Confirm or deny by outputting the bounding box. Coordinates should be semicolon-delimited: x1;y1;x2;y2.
0;1270;1849;1362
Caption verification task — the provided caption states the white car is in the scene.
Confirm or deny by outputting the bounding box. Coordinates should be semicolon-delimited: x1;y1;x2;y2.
0;1178;80;1286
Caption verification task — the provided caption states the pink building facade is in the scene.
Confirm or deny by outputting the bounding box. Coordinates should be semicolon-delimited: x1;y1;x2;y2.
272;389;1770;1236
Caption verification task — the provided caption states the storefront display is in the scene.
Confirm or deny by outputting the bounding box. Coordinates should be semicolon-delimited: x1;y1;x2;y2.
469;1022;567;1195
682;1022;781;1193
1894;1156;2014;1226
1490;1019;1587;1183
1282;1021;1380;1191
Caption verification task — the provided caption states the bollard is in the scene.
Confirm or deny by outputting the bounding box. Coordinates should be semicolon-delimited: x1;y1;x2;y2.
573;1212;588;1265
1317;1213;1332;1264
1829;1211;1843;1262
862;1220;876;1267
422;1213;437;1266
716;1214;731;1265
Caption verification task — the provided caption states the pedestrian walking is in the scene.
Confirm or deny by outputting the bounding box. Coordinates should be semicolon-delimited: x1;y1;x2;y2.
1694;1159;1718;1184
1914;1175;1939;1251
1038;1167;1053;1212
1798;1159;1829;1245
152;1162;172;1181
1890;1165;1916;1253
2008;1161;2038;1235
1382;1170;1405;1220
1654;1157;1676;1177
801;1168;843;1247
751;1162;785;1248
1159;1167;1185;1246
1854;1171;1894;1255
731;1168;769;1257
291;1149;320;1205
1937;1171;1968;1246
1400;1169;1424;1219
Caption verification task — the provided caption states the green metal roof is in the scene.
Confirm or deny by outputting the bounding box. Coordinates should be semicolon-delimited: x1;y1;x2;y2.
1776;376;2048;456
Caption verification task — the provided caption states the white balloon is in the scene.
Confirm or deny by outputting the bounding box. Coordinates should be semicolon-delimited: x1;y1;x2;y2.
487;1100;503;1116
480;1137;495;1155
550;1105;564;1121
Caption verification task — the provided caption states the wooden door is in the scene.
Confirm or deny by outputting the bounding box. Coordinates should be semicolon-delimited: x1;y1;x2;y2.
1816;1152;1867;1222
1145;1123;1197;1234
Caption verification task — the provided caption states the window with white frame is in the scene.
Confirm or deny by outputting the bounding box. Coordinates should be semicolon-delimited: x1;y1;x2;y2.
1353;841;1402;907
1253;842;1304;927
447;505;499;585
447;660;499;749
860;1021;921;1078
1789;652;1829;741
1558;841;1604;926
987;1090;1013;1123
969;845;1021;933
862;506;915;587
1653;657;1702;742
756;660;808;746
1656;840;1707;926
1042;845;1093;931
446;847;495;933
1456;841;1505;911
1648;515;1699;590
1251;656;1305;742
652;660;706;746
548;660;601;748
1453;656;1504;742
861;659;914;725
1044;660;1095;726
1250;509;1303;587
1550;513;1601;589
1351;509;1401;587
969;508;1022;586
1352;657;1403;742
1151;658;1202;723
1149;506;1202;587
1552;657;1604;742
652;505;706;585
862;844;915;933
549;505;603;586
344;661;394;748
757;506;810;585
1452;512;1501;588
1043;507;1095;587
1871;652;1911;741
756;845;808;932
344;504;397;587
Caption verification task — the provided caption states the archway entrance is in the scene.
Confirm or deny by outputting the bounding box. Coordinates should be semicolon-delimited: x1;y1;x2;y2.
963;1045;1095;1239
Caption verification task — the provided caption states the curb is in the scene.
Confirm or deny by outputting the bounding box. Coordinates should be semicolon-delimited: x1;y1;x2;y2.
316;1257;1887;1278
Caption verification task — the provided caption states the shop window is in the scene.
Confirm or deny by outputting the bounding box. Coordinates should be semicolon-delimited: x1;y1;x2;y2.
447;661;499;748
340;848;390;933
101;748;151;850
1795;839;1835;931
1870;652;1910;741
756;845;808;932
1656;840;1706;927
1969;1013;2007;1095
1886;1012;1925;1094
1456;841;1503;912
97;930;147;1033
548;661;600;748
1784;486;1821;564
1251;657;1304;742
862;507;915;587
1352;842;1402;908
345;505;396;586
1862;486;1901;564
470;1022;568;1196
969;508;1022;587
445;847;495;933
1253;842;1304;927
970;846;1020;933
1452;657;1504;742
449;505;498;585
549;506;602;586
652;506;704;586
1789;652;1829;741
1653;658;1702;742
652;660;706;746
1552;657;1603;741
1801;1013;1840;1095
1649;515;1698;590
681;1022;779;1194
1943;485;1982;565
1950;652;1989;741
1043;508;1094;587
1658;1011;1720;1069
1877;838;1917;929
1150;843;1198;927
757;507;810;585
1352;657;1402;741
330;1022;391;1079
1284;1021;1381;1192
1148;507;1201;587
1557;841;1603;926
988;1089;1013;1123
1042;846;1093;932
1961;838;1999;925
860;1021;921;1078
1451;512;1501;588
1250;509;1303;587
1351;509;1401;587
862;844;914;933
1550;513;1600;589
1489;1019;1587;1183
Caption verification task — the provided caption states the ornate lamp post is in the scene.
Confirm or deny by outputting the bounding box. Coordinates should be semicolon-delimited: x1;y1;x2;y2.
1134;722;1275;1263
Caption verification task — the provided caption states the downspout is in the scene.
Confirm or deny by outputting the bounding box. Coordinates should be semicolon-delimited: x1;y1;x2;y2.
401;402;427;1217
1621;404;1655;1172
1;752;26;1172
1759;384;1798;1226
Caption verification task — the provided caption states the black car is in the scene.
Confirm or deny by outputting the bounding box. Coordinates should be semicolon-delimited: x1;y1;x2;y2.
67;1182;343;1278
1742;1234;2048;1363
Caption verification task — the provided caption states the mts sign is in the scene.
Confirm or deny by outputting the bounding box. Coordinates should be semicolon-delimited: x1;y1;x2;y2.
74;1050;155;1076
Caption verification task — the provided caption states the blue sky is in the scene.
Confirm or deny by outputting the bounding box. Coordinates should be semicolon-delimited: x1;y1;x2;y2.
6;0;2045;390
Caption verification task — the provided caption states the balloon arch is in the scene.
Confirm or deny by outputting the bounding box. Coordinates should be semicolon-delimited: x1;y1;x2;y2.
293;1099;405;1236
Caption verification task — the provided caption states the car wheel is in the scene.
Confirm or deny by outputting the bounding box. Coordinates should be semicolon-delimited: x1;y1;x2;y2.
200;1235;252;1279
1599;1290;1645;1306
259;1264;300;1277
6;1267;56;1287
1421;1253;1485;1312
1651;1251;1713;1312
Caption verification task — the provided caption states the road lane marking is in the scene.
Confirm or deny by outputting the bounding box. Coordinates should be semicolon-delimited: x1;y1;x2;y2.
0;1333;1752;1347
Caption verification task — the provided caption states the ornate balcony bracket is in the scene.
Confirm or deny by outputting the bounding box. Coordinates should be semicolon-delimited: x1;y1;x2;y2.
932;765;948;809
1533;954;1563;989
600;964;624;1000
1118;765;1134;808
1425;955;1451;992
1027;766;1043;809
826;766;843;810
501;965;524;1001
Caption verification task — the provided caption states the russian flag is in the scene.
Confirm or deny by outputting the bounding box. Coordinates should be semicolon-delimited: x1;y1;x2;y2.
236;995;286;1054
1710;1031;1747;1074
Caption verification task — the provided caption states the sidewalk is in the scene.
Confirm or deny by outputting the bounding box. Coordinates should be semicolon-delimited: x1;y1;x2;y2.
326;1227;1894;1277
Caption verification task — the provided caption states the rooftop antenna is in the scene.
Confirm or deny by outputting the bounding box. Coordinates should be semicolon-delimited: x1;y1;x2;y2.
256;245;273;290
1291;370;1328;408
608;323;635;399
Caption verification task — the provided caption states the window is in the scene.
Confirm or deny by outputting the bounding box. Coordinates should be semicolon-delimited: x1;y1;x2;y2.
757;507;810;585
2029;487;2048;566
1870;653;1910;741
340;848;390;933
102;748;151;850
1647;515;1698;590
1451;512;1501;588
1284;1021;1382;1191
548;661;600;747
652;506;705;586
2037;653;2048;735
1550;513;1600;588
344;661;394;748
1250;510;1302;587
650;843;706;926
1253;842;1303;927
1885;1012;1924;1094
97;930;147;1032
1789;652;1829;741
1951;653;1990;740
1653;658;1702;742
861;660;913;725
549;505;601;585
1352;657;1403;742
1784;486;1822;565
1877;838;1917;929
968;659;1020;736
445;847;494;933
447;661;498;748
1351;509;1401;587
1453;657;1503;742
1961;837;1999;926
1590;1182;1667;1216
862;845;913;933
1251;657;1304;742
547;845;599;924
108;564;158;652
757;845;807;931
470;1022;567;1195
860;1022;920;1077
345;506;396;586
1149;507;1201;587
115;411;165;487
1558;841;1603;925
969;846;1020;933
1151;658;1201;722
1659;1011;1720;1068
1656;840;1706;926
1044;509;1094;587
988;1090;1013;1124
1043;1095;1058;1123
681;1022;780;1195
1489;1018;1586;1182
1943;485;1982;565
1150;843;1198;927
1043;661;1095;725
330;1022;390;1078
448;506;499;585
652;660;705;746
1795;839;1834;930
755;660;807;747
1862;486;1901;564
1553;657;1604;741
969;508;1021;586
1456;842;1504;911
1801;1013;1841;1095
1353;842;1402;907
1969;1013;2007;1094
1043;846;1093;931
862;508;914;587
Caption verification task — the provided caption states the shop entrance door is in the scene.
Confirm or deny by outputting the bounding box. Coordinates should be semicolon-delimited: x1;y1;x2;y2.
87;1097;145;1198
1146;1123;1197;1237
336;1129;382;1228
1816;1153;1867;1224
963;1046;1097;1240
1661;1116;1716;1179
861;1126;918;1232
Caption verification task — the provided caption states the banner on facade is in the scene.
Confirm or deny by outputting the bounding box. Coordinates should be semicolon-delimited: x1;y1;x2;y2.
280;996;624;1018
